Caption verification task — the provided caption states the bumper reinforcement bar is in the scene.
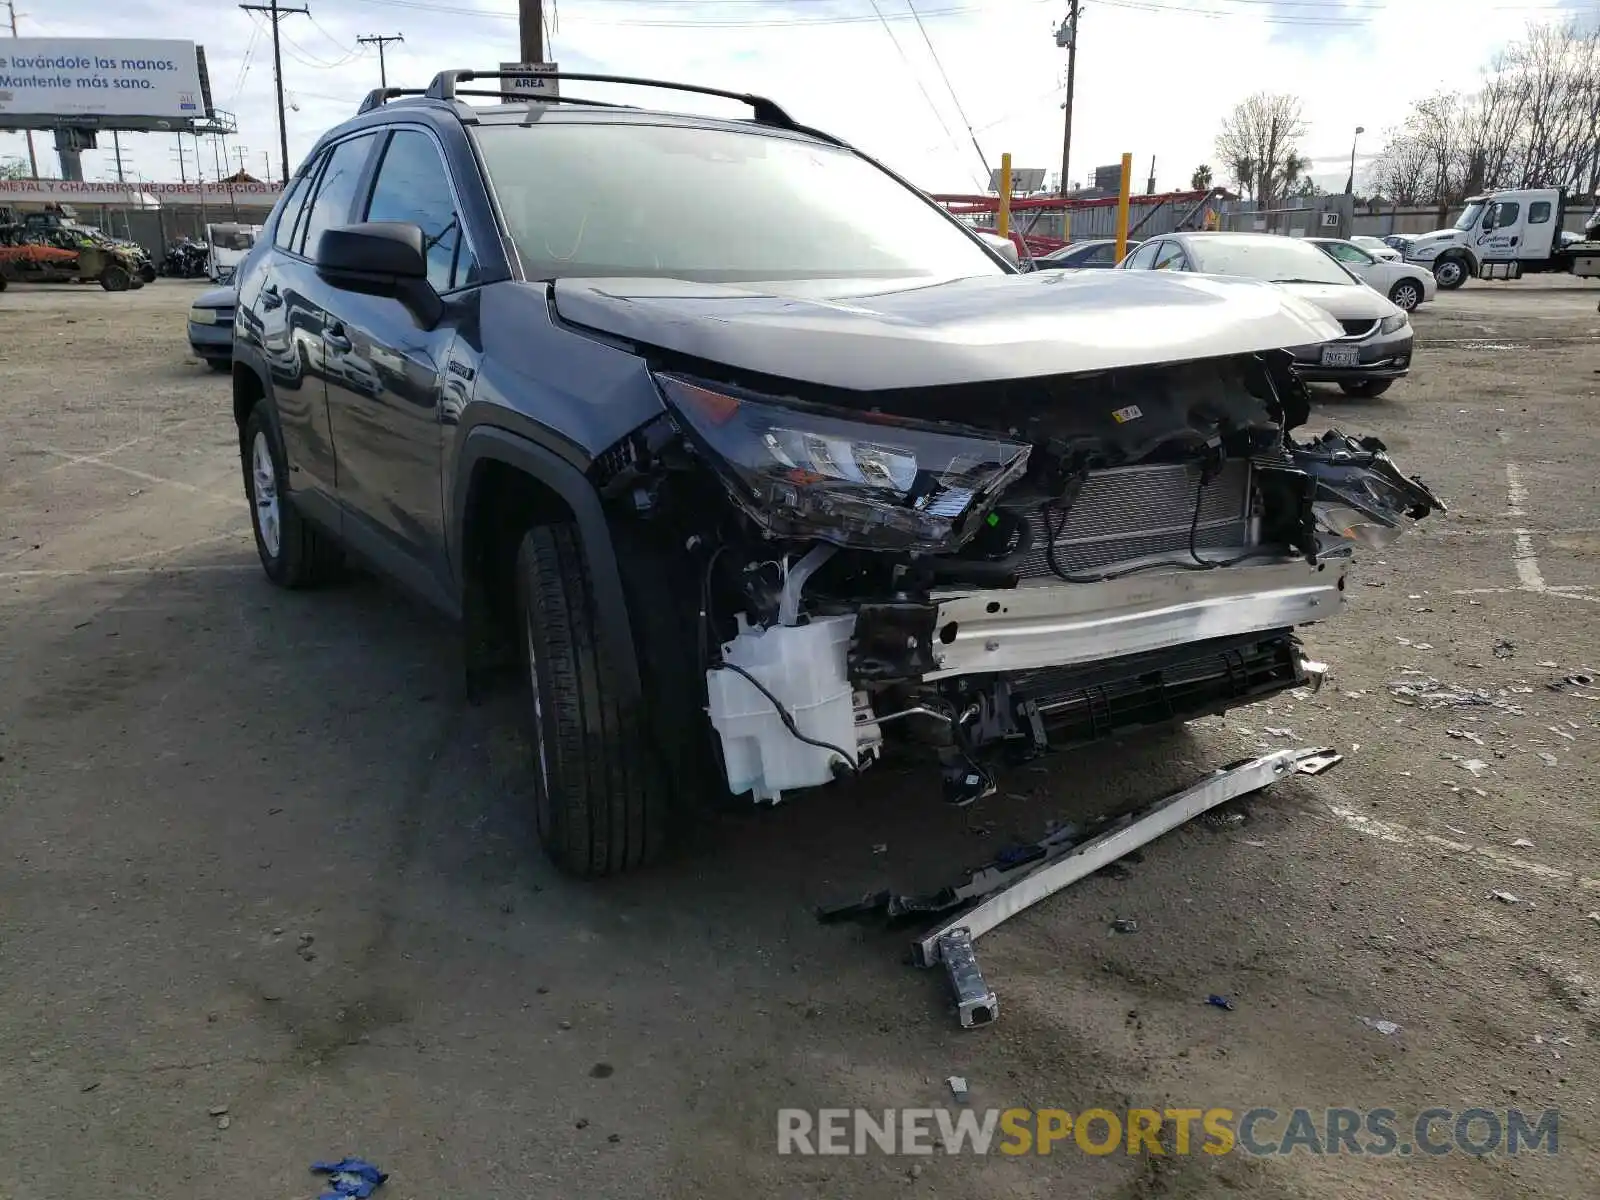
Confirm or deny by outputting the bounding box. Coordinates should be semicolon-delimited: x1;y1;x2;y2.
904;746;1342;1027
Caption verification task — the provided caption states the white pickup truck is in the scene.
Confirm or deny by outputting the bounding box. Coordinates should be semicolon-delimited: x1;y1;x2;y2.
1401;187;1600;289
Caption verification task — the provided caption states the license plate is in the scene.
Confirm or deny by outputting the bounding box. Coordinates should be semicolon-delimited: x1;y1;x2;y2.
1320;345;1360;368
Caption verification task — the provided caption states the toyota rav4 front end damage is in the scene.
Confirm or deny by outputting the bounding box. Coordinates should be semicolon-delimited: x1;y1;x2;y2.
562;272;1443;809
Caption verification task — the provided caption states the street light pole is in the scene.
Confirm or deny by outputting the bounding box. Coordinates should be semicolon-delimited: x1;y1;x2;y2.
1346;125;1364;196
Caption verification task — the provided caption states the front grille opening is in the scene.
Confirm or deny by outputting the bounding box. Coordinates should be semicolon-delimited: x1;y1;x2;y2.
1011;632;1302;748
1001;460;1254;579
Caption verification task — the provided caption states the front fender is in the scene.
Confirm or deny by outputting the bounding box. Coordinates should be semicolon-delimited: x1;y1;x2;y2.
451;425;642;700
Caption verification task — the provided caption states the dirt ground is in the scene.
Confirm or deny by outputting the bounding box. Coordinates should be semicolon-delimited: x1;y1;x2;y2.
1;277;1597;1200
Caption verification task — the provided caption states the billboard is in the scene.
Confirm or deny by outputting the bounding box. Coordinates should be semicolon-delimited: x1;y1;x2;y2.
0;39;209;123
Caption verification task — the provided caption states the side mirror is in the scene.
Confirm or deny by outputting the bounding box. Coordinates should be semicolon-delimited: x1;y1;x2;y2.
315;221;442;328
976;230;1021;267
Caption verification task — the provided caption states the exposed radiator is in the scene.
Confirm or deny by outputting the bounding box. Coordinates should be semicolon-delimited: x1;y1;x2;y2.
1005;460;1255;579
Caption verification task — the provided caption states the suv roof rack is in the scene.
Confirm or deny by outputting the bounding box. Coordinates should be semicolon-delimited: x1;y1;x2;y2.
424;69;801;130
358;86;429;115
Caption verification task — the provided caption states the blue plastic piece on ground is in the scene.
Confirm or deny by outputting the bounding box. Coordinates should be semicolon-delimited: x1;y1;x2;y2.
311;1157;388;1199
1206;994;1235;1011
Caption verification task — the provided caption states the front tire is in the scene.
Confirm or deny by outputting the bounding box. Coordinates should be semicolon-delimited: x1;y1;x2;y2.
1388;279;1423;310
99;264;132;292
515;523;683;877
1433;256;1467;290
240;403;342;587
1339;379;1393;398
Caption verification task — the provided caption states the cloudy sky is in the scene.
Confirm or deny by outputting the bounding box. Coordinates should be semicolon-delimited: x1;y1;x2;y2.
4;0;1593;194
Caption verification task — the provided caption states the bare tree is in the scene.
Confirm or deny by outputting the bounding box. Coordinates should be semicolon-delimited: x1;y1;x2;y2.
1370;21;1600;204
1;155;31;180
1214;92;1308;207
1190;163;1213;191
1369;135;1432;205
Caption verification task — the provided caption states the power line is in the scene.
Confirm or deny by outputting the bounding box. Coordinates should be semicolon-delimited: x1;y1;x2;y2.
865;0;977;186
240;0;311;187
279;28;363;68
344;0;1060;27
904;1;990;178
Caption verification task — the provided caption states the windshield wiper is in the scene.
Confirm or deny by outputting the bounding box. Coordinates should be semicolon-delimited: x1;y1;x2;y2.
1269;277;1341;285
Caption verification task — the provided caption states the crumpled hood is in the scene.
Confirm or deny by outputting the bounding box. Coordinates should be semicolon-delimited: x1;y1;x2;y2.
1274;280;1397;321
551;270;1343;390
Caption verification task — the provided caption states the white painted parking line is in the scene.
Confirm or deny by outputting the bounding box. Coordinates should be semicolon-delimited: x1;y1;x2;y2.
0;564;258;581
30;445;236;505
1321;802;1600;893
38;414;222;475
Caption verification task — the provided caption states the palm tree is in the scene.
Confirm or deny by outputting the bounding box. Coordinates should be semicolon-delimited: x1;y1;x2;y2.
1190;164;1214;191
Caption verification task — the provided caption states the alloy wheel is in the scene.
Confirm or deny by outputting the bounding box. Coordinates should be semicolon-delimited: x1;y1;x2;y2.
250;431;281;559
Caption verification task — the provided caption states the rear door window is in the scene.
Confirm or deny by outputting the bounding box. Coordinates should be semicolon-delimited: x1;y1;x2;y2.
1528;201;1551;224
272;166;316;251
1124;241;1160;269
1152;240;1189;271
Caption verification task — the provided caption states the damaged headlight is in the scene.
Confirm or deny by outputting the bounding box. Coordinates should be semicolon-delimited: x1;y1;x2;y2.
654;373;1030;551
1378;313;1409;334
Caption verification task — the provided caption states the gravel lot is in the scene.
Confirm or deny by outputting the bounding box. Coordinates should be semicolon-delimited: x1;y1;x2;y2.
2;277;1597;1199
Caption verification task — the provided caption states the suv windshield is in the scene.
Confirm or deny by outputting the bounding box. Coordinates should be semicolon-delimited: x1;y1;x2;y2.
474;121;1004;283
1185;236;1353;285
1455;201;1486;231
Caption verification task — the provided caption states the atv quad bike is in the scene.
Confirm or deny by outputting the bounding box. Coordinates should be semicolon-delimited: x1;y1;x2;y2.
0;239;147;291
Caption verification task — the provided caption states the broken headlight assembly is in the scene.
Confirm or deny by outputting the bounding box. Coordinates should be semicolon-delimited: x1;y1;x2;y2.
655;373;1030;551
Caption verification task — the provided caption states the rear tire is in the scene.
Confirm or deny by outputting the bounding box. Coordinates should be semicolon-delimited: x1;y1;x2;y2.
516;523;699;877
240;403;342;587
138;262;157;284
206;358;232;373
1339;379;1393;398
1388;279;1423;310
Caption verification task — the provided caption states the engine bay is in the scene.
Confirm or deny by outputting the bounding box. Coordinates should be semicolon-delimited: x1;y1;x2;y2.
589;349;1443;806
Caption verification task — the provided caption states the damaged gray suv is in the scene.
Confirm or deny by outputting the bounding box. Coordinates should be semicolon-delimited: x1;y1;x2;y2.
231;70;1442;877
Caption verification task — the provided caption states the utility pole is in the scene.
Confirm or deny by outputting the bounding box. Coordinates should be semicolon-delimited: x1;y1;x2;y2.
519;0;544;63
357;33;404;89
240;0;310;188
262;150;272;180
1055;0;1079;203
172;138;189;185
5;0;39;176
233;145;250;175
112;132;126;183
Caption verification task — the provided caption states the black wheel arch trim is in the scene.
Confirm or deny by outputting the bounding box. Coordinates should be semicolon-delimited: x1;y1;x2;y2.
451;424;642;700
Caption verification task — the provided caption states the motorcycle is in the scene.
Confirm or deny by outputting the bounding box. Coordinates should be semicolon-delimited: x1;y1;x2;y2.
161;238;211;279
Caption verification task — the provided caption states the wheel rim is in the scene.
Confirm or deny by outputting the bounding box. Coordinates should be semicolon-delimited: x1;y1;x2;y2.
250;431;281;559
524;613;551;795
1394;283;1420;310
1437;261;1461;286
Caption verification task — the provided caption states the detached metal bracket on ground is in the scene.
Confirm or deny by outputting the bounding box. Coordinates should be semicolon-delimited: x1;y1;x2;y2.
914;746;1343;1028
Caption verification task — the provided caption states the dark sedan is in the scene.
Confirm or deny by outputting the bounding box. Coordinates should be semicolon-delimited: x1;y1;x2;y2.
1032;238;1142;270
187;284;236;372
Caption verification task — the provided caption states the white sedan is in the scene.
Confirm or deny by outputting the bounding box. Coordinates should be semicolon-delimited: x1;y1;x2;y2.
1307;237;1436;311
1351;235;1401;261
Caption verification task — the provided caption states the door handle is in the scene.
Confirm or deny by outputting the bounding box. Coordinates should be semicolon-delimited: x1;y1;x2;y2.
324;323;352;353
260;284;283;310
